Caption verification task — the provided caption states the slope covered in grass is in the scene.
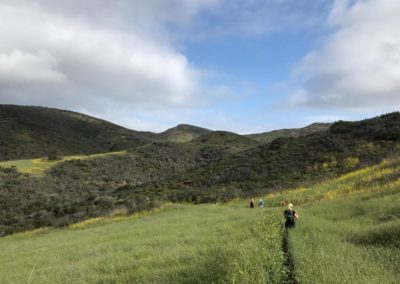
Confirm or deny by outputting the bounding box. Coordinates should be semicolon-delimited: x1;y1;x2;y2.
290;191;400;283
0;204;284;283
263;157;400;207
0;151;126;176
268;158;400;283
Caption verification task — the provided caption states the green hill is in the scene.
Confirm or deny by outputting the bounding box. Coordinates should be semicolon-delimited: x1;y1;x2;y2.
190;130;259;152
133;112;400;200
157;124;211;143
0;105;152;161
1;112;400;236
246;122;332;143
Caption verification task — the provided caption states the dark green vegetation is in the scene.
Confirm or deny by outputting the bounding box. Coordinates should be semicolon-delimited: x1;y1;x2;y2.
1;106;400;237
0;104;327;161
246;122;331;144
157;123;210;143
135;112;400;199
0;105;152;161
0;105;209;161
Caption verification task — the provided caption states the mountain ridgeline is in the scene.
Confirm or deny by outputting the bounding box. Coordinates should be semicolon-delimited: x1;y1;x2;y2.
157;124;211;143
0;105;211;161
1;104;400;236
0;105;152;161
246;122;332;144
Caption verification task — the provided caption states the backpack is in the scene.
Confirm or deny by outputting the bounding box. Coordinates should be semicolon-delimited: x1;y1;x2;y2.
285;210;294;222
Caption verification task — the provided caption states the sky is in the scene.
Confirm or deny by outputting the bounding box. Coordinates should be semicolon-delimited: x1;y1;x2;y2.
0;0;399;133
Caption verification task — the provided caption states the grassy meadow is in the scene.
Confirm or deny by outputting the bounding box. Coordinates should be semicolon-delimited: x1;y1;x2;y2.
0;151;127;175
0;204;285;284
290;191;400;283
278;159;400;283
0;158;399;283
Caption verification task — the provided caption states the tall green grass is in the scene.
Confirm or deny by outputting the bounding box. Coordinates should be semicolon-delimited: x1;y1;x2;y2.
263;158;400;207
0;204;284;283
289;191;400;283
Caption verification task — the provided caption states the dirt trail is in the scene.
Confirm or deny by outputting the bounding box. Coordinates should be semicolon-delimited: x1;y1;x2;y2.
282;229;297;284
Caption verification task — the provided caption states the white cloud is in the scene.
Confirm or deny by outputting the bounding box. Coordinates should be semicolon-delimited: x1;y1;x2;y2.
0;0;340;132
0;1;206;112
291;0;400;111
0;50;66;85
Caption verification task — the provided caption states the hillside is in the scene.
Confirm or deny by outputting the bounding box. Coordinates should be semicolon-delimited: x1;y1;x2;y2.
189;131;260;152
157;124;211;143
133;112;400;200
0;105;152;161
246;122;332;143
1;159;399;283
1;110;400;236
46;134;257;192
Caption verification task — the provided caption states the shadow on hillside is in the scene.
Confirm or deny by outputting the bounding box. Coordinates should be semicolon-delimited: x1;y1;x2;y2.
175;248;231;283
347;220;400;248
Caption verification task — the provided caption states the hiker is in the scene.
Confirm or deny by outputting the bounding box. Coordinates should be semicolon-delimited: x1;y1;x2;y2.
284;203;299;229
258;199;264;208
249;198;255;208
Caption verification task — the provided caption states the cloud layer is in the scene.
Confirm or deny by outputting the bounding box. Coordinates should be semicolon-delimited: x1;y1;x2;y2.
291;0;400;111
0;1;207;112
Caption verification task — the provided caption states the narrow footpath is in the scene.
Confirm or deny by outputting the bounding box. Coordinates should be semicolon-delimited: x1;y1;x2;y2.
282;229;297;284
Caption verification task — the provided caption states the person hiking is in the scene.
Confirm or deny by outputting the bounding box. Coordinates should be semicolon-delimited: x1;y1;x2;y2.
258;199;264;208
284;203;299;229
249;198;255;208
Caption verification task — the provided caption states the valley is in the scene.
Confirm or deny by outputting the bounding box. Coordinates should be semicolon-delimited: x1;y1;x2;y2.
0;105;399;283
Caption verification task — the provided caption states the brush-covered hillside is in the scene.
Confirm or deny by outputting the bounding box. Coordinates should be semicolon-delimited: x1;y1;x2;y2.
190;131;259;152
157;124;211;143
246;122;332;143
0;135;263;235
0;105;153;161
133;112;400;198
1;111;399;236
0;105;217;161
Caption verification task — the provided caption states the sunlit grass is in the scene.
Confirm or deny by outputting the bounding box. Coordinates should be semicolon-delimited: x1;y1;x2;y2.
290;191;400;283
261;158;400;207
0;151;127;176
0;204;284;283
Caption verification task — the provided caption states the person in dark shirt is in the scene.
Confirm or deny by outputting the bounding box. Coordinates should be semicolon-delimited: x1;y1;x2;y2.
284;203;299;228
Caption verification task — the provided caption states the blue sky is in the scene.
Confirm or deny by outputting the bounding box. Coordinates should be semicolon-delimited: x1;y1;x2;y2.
0;0;399;133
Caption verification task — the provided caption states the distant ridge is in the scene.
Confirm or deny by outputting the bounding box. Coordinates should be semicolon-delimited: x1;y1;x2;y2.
0;105;152;161
190;131;259;152
135;112;400;199
246;122;332;143
158;124;211;143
